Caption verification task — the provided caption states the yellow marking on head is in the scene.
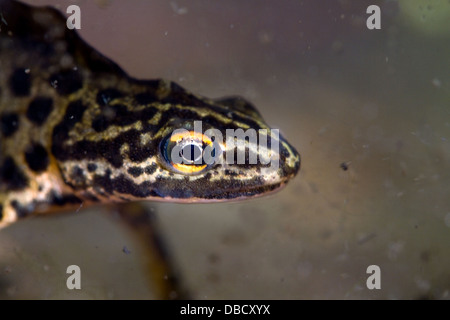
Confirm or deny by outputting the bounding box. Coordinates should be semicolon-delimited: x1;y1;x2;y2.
172;163;207;174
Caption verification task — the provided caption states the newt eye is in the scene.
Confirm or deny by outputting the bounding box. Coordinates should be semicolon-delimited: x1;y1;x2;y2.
161;130;221;175
179;141;203;164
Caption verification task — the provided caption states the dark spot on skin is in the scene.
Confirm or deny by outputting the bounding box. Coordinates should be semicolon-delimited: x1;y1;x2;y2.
128;166;143;177
51;99;87;158
26;96;53;125
48;191;82;206
96;88;123;106
135;92;159;105
0;157;29;190
0;113;19;137
9;68;31;96
340;162;349;171
87;163;97;172
145;164;157;175
10;200;29;218
92;174;113;194
72;166;83;177
69;166;85;186
53;100;86;138
49;69;82;95
91;116;108;132
203;172;212;180
25;143;49;173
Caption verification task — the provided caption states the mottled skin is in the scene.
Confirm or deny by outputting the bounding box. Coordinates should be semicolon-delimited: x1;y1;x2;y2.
0;0;300;228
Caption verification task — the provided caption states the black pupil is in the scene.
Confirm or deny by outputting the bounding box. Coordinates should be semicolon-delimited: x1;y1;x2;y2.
180;144;202;163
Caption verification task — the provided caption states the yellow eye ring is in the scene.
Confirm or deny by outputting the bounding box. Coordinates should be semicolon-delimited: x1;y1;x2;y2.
162;130;217;175
172;163;207;174
169;131;213;145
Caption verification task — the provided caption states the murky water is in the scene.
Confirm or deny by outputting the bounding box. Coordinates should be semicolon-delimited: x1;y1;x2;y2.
1;0;449;299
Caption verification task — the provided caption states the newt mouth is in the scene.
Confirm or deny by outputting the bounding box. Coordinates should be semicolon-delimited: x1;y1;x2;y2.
154;181;286;203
